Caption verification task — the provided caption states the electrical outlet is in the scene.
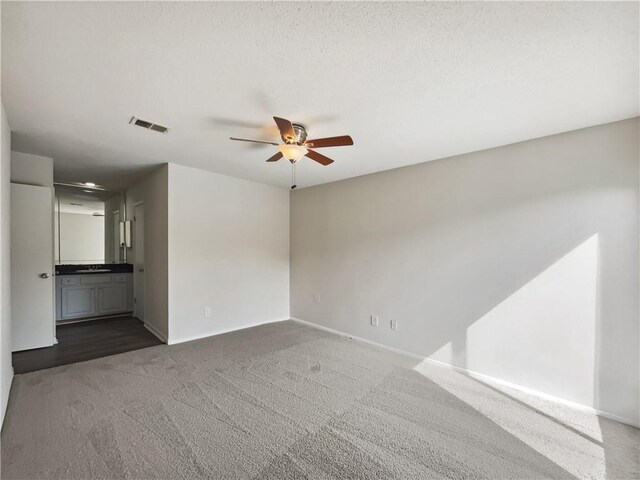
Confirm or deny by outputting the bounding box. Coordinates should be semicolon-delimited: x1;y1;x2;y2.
204;307;212;318
370;315;379;327
390;319;398;330
313;294;321;303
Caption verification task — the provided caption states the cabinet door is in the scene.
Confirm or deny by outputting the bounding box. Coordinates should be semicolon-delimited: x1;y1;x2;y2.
98;284;128;314
61;286;96;319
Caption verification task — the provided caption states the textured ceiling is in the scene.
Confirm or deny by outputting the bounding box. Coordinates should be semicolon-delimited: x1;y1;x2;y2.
2;2;638;190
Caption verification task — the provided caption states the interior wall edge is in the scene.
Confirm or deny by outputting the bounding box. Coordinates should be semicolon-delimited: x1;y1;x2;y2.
0;102;14;428
125;163;170;341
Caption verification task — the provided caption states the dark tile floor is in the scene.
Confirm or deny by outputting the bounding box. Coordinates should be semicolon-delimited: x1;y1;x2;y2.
12;316;163;374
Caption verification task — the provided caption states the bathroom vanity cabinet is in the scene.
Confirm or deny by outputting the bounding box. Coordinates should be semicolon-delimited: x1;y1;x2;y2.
55;269;133;321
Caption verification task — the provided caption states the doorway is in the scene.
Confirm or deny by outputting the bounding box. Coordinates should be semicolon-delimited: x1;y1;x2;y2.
11;187;162;373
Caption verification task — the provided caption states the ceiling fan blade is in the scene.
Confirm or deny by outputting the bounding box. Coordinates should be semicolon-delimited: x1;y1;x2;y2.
266;151;283;162
230;137;279;146
305;149;334;166
273;117;297;142
304;135;353;148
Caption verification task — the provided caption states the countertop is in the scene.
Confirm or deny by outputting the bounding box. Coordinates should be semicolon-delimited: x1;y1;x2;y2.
55;264;134;276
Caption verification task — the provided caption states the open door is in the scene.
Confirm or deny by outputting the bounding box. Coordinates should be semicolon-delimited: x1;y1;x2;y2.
11;183;55;351
133;203;145;322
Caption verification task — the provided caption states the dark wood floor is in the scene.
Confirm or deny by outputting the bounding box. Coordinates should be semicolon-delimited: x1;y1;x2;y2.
12;316;163;374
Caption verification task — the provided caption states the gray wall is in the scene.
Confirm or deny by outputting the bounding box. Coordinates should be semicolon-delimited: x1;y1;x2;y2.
0;104;12;425
290;118;639;426
126;164;169;340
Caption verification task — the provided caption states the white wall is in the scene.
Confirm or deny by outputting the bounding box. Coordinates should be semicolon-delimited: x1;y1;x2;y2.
10;151;53;187
167;163;289;344
126;165;169;340
56;212;105;264
291;118;639;426
0;104;13;425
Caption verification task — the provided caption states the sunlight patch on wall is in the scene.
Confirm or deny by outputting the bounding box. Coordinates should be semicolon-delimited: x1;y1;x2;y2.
429;234;599;407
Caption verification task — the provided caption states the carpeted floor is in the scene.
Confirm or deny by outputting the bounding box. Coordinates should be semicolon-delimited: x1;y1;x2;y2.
1;320;638;479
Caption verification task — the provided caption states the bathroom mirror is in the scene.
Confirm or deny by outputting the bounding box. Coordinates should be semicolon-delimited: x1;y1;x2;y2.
54;184;126;265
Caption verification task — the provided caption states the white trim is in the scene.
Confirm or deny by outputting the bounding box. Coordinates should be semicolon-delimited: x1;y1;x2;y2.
167;318;290;345
144;321;167;343
291;317;424;359
290;317;639;429
423;356;638;427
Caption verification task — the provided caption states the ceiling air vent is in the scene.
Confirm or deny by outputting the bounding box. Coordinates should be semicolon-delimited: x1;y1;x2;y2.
129;116;168;134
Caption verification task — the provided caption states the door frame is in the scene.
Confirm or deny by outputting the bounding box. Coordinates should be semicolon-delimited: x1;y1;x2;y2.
133;201;144;321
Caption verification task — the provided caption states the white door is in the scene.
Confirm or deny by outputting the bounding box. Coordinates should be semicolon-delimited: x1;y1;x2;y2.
133;203;145;321
11;183;55;351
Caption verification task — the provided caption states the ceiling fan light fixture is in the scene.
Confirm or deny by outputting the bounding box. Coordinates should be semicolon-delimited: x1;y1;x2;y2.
230;116;352;168
279;144;307;163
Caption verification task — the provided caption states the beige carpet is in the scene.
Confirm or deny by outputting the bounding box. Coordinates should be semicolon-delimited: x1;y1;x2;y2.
1;320;638;479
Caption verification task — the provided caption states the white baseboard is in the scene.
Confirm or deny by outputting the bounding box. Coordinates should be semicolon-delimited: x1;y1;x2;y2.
292;317;424;359
291;317;639;429
143;322;168;343
422;356;638;427
167;318;290;346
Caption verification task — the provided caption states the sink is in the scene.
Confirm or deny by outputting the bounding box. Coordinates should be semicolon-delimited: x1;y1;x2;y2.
75;269;111;273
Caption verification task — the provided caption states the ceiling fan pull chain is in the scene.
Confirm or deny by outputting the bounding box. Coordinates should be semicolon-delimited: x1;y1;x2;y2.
291;161;297;190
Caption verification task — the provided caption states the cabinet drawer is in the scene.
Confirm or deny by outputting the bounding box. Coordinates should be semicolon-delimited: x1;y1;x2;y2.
61;276;78;285
81;275;111;284
113;274;127;283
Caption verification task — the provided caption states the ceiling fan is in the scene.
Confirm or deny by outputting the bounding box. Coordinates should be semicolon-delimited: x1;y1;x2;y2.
230;116;353;169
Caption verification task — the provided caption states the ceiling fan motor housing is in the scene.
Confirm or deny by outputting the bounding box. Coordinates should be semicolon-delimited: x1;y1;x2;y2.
284;124;307;144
